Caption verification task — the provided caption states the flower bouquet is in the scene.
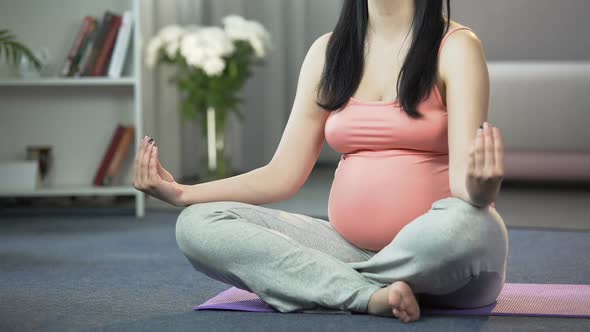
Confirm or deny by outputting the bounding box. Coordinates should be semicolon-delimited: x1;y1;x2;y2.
145;15;271;180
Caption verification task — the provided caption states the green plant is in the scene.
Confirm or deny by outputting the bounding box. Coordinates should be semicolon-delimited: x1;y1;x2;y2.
169;38;254;133
145;16;271;135
0;29;42;71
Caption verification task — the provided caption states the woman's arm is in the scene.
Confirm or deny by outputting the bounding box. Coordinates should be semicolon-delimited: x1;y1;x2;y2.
440;29;503;207
179;33;332;207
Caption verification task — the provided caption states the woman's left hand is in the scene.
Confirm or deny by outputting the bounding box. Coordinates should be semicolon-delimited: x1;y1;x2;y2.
465;121;504;207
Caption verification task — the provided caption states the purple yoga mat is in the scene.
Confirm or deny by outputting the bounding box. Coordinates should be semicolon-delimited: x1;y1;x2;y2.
194;283;590;318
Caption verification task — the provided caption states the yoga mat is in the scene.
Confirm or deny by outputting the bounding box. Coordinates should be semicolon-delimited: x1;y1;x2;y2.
194;283;590;318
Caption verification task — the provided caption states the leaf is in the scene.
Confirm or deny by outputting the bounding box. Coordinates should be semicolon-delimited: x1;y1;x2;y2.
0;30;42;70
229;60;238;79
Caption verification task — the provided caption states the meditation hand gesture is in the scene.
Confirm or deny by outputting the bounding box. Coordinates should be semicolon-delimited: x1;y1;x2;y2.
133;136;185;207
466;121;504;207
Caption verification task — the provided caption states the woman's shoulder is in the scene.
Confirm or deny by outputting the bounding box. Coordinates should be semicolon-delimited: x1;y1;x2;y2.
439;19;482;55
442;19;479;41
304;32;332;60
311;32;332;50
302;31;332;63
301;32;333;72
443;19;475;37
437;19;486;84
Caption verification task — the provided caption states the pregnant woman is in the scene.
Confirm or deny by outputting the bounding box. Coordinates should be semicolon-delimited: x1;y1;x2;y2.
133;0;508;323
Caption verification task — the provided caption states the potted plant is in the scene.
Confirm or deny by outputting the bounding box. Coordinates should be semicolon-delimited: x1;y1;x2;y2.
145;15;271;181
0;29;43;74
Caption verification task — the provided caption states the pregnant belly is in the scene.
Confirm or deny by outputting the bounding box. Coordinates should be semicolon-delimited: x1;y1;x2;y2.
328;151;452;251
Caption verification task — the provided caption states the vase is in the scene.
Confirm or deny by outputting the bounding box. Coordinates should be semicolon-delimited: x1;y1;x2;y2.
18;47;50;78
201;107;234;181
25;145;53;186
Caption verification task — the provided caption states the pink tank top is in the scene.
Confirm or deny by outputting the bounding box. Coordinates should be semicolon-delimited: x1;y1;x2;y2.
325;26;495;251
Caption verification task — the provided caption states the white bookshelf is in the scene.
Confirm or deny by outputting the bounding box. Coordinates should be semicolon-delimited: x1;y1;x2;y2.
0;0;145;217
0;77;136;86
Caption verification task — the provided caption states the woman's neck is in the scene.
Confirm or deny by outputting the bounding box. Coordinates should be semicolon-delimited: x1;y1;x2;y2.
367;0;414;42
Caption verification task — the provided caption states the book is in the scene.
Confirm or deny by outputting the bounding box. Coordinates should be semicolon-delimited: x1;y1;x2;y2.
70;21;97;76
108;10;133;78
81;11;117;76
75;26;100;77
60;16;96;77
93;124;125;186
91;13;122;76
74;27;96;76
103;125;135;185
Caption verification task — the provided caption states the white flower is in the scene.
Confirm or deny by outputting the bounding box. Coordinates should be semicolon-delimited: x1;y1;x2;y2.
223;15;247;28
222;15;248;39
182;41;207;68
249;34;265;58
165;40;180;58
145;36;163;68
179;27;233;75
146;25;190;67
199;27;235;56
158;24;186;43
222;15;271;58
249;21;271;57
145;17;269;75
202;57;225;76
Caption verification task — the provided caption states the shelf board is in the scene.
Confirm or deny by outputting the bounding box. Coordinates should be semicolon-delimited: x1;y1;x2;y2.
0;77;136;86
0;184;138;197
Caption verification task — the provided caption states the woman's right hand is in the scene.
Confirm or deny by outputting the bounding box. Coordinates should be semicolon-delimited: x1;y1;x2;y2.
133;136;185;207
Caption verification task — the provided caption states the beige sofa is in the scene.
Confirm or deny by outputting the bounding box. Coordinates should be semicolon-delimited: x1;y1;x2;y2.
319;61;590;181
488;62;590;181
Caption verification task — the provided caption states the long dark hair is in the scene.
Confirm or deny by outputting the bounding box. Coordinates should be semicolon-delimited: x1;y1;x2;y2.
317;0;451;119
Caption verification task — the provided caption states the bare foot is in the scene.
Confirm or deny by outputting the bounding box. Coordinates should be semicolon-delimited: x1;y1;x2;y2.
388;281;420;323
367;281;420;323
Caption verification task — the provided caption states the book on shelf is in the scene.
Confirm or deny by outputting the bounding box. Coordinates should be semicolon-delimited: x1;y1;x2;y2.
75;27;98;76
61;10;133;78
60;16;97;77
93;124;135;186
91;14;122;76
103;125;135;186
108;10;133;78
93;124;124;186
79;11;115;76
72;23;98;76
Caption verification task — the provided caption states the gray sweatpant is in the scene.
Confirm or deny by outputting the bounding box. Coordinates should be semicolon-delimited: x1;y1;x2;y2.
175;196;509;314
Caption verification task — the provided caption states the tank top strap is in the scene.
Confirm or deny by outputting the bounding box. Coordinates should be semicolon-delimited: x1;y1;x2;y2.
437;26;473;57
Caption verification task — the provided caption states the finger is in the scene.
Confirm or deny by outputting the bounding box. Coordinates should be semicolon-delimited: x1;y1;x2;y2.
467;140;476;175
156;156;163;170
138;137;148;185
137;136;148;186
484;122;495;173
149;145;159;182
133;137;142;185
474;128;485;174
134;136;148;185
493;126;504;175
141;138;154;184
